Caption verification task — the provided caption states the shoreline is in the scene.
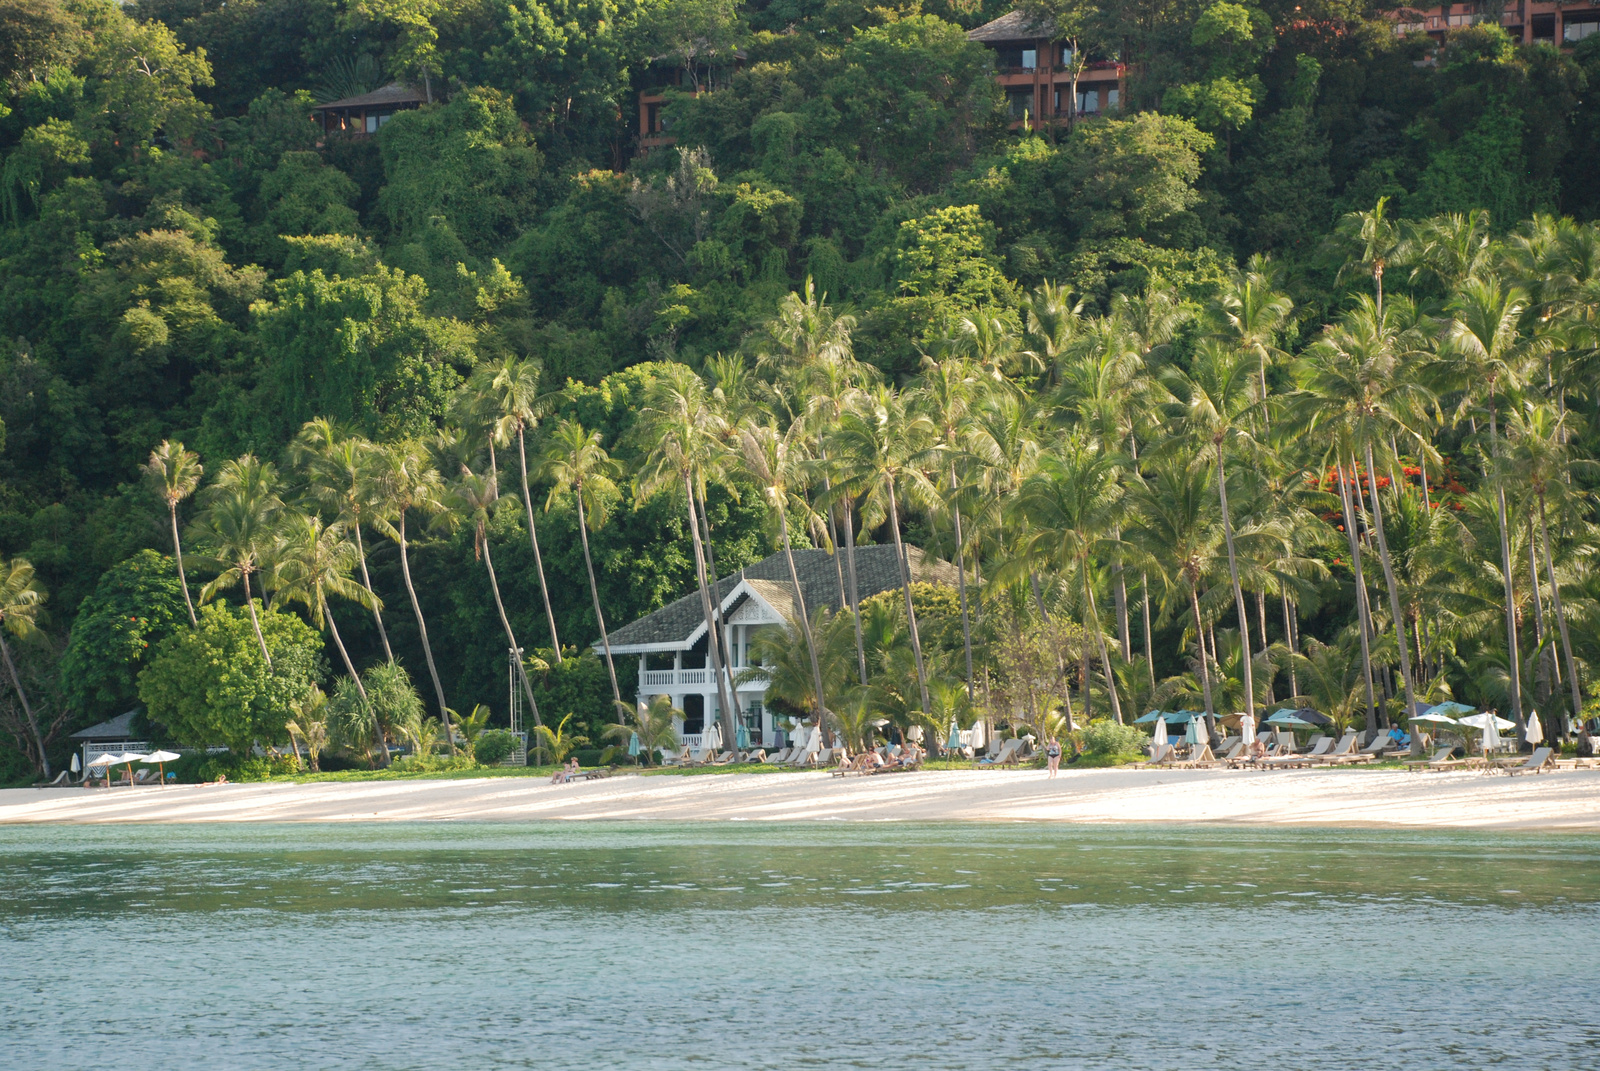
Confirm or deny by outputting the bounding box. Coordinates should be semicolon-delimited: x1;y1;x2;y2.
4;766;1600;829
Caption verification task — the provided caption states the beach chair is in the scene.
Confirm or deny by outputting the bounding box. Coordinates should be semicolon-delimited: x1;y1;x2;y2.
1405;747;1462;771
1354;734;1393;759
1259;737;1336;769
662;746;691;766
1143;744;1178;767
34;770;69;788
978;739;1022;766
133;769;161;786
1181;742;1220;767
1218;739;1246;761
1309;734;1361;764
1500;747;1555;776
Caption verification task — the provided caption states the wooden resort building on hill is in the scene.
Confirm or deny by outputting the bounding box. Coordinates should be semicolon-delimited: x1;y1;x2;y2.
599;545;959;749
312;83;426;137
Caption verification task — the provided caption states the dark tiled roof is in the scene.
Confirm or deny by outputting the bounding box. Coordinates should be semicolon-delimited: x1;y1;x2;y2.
967;10;1054;42
603;545;959;650
312;83;426;111
70;709;141;740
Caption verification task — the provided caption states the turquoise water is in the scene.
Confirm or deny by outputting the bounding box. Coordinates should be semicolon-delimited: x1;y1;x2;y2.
3;823;1598;1069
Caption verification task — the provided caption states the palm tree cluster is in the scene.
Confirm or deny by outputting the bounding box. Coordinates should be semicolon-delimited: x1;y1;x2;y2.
619;210;1600;758
15;210;1591;769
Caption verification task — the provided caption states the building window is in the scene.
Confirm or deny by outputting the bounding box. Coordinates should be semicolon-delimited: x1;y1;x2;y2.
1105;88;1119;110
1077;89;1099;114
1007;89;1034;119
742;701;763;732
1566;17;1600;41
1021;48;1037;70
1532;13;1556;40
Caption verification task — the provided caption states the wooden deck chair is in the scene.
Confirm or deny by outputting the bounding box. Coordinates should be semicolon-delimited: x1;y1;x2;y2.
1502;747;1555;776
1310;734;1361;764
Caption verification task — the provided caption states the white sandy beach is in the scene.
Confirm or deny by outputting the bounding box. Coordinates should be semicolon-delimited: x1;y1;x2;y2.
4;766;1600;827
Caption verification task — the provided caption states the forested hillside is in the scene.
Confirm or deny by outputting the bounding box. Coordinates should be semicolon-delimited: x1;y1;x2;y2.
3;0;1600;779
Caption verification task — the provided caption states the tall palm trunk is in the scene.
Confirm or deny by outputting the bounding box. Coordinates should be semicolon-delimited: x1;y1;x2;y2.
575;488;620;704
481;536;543;736
777;503;829;729
321;591;388;764
1190;588;1215;733
886;478;931;714
1336;462;1378;731
1487;407;1524;730
1282;592;1299;698
1361;442;1421;754
0;632;49;777
1113;551;1131;660
351;524;393;662
1538;492;1583;727
949;463;975;701
240;569;272;667
168;503;197;626
1081;562;1123;723
841;495;868;686
695;491;740;734
1527;518;1556;702
1213;442;1255;719
396;512;452;748
1142;574;1156;693
516;426;563;660
684;477;737;748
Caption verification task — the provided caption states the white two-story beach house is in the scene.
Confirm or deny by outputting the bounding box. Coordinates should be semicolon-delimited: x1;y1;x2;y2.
598;545;959;749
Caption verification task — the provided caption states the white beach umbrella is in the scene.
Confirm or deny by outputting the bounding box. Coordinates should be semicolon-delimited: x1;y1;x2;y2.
1524;711;1544;746
969;721;986;751
86;752;118;772
1482;716;1502;753
70;753;80;774
1152;717;1168;751
144;749;180;785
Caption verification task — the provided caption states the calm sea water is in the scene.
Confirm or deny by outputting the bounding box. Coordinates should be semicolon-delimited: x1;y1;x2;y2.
2;823;1598;1069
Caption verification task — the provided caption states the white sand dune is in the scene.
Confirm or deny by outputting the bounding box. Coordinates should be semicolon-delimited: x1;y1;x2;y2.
4;766;1600;827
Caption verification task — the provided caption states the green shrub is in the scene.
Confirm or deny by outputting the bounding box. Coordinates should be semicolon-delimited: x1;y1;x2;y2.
1081;718;1149;756
573;747;604;766
389;753;480;773
194;753;301;782
474;730;519;766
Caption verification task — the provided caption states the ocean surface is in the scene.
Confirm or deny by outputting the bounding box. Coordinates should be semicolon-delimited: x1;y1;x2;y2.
2;822;1597;1069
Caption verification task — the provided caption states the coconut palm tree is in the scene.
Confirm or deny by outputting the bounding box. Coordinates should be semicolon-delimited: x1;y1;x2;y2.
289;419;393;662
1012;430;1128;723
826;385;939;715
191;455;282;665
1334;196;1405;313
1213;255;1293;425
1160;339;1266;723
1506;400;1590;725
448;465;544;733
910;354;982;700
635;363;740;745
1293;294;1435;747
739;606;860;732
371;441;453;737
1441;276;1533;730
287;686;330;772
738;422;829;726
477;357;563;659
0;556;49;777
142;440;202;626
606;694;683;766
272;512;379;711
539;419;625;704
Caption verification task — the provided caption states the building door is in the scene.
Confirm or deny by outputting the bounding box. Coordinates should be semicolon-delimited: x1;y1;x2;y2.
682;694;705;735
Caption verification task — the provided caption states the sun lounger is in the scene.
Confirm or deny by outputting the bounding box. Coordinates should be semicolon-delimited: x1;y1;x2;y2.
978;739;1023;766
1500;747;1555;776
34;770;70;788
1307;734;1361;764
1180;742;1220;767
1405;747;1465;771
1218;739;1246;761
1142;744;1178;767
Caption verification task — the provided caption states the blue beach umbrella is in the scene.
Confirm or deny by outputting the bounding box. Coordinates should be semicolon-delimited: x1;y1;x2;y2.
627;732;641;758
735;722;751;749
1429;701;1477;718
1265;712;1313;727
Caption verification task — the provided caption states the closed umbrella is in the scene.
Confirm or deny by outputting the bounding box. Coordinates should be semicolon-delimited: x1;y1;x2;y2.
627;731;641;758
1184;717;1198;747
1482;715;1502;755
1152;716;1168;752
1525;711;1544;747
143;749;179;786
706;722;722;752
735;722;751;750
970;721;987;750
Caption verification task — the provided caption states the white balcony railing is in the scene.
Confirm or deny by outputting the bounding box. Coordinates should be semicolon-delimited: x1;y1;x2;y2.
638;668;770;690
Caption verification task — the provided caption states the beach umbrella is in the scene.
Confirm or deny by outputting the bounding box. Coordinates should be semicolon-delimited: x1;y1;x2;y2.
86;752;116;785
1184;717;1199;746
1409;711;1459;726
969;720;986;750
706;722;722;751
1152;716;1168;751
735;722;751;750
1482;716;1502;755
1286;707;1334;727
144;749;179;786
1265;712;1313;726
1457;712;1516;732
1429;701;1477;718
627;731;641;758
1525;711;1544;747
1134;710;1168;724
115;752;146;787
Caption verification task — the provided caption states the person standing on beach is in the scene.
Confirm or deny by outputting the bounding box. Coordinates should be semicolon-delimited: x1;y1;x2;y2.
1045;737;1062;778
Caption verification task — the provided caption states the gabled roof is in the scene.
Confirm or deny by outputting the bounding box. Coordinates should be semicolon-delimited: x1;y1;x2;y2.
311;83;426;112
70;709;142;740
601;545;960;653
967;10;1055;43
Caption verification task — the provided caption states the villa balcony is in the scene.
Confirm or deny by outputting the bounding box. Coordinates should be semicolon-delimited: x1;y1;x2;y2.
639;668;770;690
